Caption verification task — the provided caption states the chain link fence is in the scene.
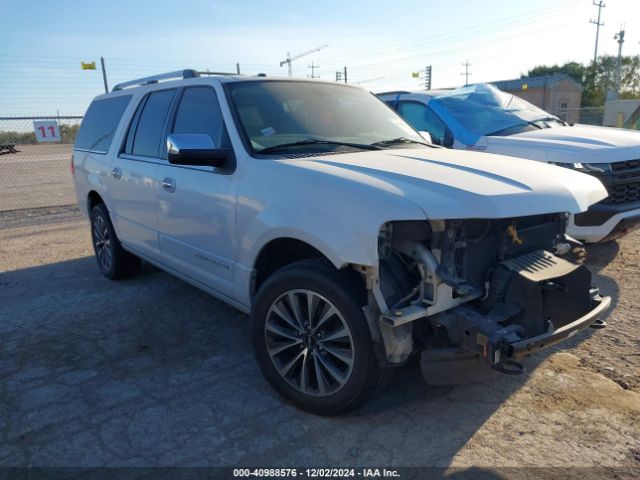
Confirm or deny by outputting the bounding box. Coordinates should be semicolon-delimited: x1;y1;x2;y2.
0;106;625;215
0;115;82;212
546;106;605;126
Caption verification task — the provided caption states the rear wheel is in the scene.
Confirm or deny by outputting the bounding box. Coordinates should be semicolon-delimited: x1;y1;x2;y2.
90;203;140;280
251;259;385;415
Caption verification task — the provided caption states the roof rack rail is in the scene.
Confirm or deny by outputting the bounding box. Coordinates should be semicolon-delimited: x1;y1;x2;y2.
112;69;199;92
197;70;241;76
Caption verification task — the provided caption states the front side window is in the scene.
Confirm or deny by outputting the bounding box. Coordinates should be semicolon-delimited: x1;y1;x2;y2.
397;101;447;145
226;81;426;154
172;87;230;148
130;89;177;157
76;95;131;153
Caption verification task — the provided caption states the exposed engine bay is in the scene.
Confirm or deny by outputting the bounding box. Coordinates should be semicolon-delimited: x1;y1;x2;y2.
364;213;611;384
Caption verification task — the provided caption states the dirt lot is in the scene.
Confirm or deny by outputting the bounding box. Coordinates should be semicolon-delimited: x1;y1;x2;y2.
0;144;75;212
0;207;639;472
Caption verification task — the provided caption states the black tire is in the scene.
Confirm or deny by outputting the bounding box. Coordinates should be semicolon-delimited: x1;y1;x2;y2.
251;258;385;415
90;203;140;280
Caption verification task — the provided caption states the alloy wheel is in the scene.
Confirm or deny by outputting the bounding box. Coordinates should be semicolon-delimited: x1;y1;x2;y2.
264;289;355;397
93;215;112;272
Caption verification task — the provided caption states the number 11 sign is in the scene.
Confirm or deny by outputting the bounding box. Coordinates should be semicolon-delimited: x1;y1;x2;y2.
33;120;61;143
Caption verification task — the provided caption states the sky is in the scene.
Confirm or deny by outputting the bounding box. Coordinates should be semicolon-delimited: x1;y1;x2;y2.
1;0;639;115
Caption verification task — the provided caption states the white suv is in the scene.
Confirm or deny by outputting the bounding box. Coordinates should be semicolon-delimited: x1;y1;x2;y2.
379;84;640;243
73;70;610;414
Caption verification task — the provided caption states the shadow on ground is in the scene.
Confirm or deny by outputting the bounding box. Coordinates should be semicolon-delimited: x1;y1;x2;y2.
0;249;620;468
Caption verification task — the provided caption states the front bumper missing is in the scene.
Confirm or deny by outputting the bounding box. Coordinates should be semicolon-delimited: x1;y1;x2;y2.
381;249;612;377
426;290;611;369
510;293;611;358
419;293;611;385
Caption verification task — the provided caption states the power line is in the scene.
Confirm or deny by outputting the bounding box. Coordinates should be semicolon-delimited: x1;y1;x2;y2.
590;0;606;65
313;0;582;65
318;14;573;74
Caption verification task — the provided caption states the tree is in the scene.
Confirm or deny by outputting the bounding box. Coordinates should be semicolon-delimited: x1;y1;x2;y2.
526;61;586;86
522;56;640;107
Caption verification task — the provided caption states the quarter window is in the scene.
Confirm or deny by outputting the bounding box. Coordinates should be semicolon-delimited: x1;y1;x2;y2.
75;95;131;153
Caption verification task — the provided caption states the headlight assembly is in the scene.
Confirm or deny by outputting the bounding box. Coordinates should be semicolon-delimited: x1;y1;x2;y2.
551;162;612;173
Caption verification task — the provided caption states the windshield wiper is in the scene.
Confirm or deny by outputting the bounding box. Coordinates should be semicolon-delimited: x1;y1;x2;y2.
532;116;567;127
487;121;543;137
371;137;435;148
258;139;382;154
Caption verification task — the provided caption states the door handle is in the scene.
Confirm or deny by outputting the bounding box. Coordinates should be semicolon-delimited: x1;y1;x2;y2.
111;167;122;180
162;177;176;193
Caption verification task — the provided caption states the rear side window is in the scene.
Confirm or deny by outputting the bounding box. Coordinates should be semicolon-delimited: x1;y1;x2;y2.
172;87;230;148
75;95;131;153
129;89;177;157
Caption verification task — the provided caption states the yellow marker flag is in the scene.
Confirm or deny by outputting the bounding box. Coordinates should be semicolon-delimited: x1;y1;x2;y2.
411;71;420;78
81;61;96;70
522;83;528;90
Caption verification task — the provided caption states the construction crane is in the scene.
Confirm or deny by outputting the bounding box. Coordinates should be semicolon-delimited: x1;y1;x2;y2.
280;44;328;77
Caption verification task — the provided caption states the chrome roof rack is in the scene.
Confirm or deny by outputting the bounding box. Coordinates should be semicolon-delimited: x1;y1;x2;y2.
197;70;241;76
112;69;199;92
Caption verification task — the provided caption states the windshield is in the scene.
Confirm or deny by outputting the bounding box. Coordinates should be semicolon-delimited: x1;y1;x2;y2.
430;83;562;137
226;80;427;154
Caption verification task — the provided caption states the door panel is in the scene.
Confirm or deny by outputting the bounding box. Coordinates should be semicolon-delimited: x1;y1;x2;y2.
157;165;236;295
156;86;237;296
107;88;178;261
107;159;159;260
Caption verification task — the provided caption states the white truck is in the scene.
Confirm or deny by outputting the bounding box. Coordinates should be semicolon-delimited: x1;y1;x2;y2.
73;70;610;415
379;83;640;243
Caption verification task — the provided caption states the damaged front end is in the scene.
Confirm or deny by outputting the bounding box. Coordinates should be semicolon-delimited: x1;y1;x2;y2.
364;213;611;384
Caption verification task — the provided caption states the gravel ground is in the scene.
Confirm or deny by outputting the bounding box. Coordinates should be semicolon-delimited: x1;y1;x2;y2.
0;207;638;472
0;144;75;212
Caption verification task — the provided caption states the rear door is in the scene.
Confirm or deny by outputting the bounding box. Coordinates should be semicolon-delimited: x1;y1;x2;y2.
108;88;178;261
156;85;237;297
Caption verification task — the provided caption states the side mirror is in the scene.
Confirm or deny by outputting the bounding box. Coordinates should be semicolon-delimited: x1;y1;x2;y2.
418;131;435;144
166;134;229;167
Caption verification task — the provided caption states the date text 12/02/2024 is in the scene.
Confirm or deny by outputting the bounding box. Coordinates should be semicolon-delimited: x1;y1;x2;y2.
232;468;401;478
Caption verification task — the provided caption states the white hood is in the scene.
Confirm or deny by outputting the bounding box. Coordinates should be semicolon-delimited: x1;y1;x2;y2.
283;148;608;219
485;125;640;164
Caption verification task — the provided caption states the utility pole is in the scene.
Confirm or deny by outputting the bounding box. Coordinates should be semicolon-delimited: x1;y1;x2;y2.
279;44;328;77
100;56;109;93
614;29;625;98
424;65;432;90
461;60;472;86
590;0;606;65
308;61;320;79
343;66;348;84
236;63;240;75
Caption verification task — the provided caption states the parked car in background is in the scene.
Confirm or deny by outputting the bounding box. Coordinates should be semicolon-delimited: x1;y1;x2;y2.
379;83;640;243
73;71;610;415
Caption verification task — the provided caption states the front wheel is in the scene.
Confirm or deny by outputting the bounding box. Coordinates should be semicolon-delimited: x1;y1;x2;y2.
251;259;385;415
